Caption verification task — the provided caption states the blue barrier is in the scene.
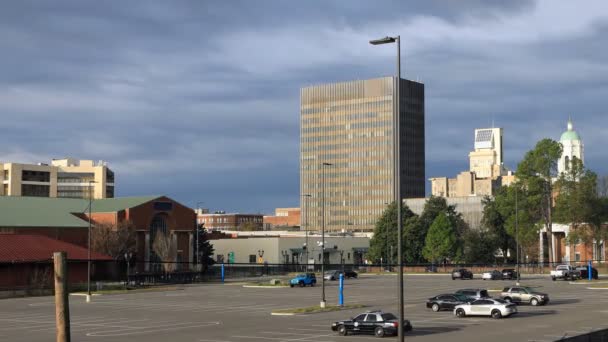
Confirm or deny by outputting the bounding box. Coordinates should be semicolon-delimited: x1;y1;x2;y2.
339;273;344;306
221;263;225;283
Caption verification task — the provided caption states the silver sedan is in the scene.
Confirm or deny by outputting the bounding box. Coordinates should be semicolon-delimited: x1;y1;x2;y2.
454;298;517;319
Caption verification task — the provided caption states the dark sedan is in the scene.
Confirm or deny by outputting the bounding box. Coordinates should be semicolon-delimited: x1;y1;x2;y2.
331;311;412;337
426;294;471;312
576;266;599;280
502;269;519;280
452;268;473;280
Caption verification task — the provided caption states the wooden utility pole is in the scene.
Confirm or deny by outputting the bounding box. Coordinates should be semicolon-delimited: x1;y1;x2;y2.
54;252;71;342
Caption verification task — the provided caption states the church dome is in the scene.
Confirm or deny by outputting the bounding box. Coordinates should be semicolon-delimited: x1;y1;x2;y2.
560;118;581;142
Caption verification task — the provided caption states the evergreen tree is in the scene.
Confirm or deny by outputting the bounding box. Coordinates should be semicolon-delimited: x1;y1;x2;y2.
367;202;416;263
193;224;215;273
422;212;457;263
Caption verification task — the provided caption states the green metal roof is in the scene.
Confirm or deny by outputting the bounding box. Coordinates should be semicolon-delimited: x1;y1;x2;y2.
0;195;161;228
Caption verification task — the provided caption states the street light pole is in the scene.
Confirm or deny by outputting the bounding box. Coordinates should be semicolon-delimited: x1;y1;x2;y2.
302;194;312;269
321;162;333;308
516;189;520;285
370;35;403;341
87;180;96;303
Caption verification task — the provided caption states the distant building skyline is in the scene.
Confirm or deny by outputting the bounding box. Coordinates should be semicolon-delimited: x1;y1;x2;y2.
300;77;424;232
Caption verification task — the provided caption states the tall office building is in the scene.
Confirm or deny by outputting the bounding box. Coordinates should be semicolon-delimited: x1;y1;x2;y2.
300;77;425;232
0;158;114;199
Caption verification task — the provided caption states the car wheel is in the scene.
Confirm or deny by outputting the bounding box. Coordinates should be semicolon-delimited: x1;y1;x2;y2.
290;284;294;288
491;310;502;319
374;327;385;338
432;303;440;312
452;277;455;280
338;325;347;336
504;297;512;303
551;277;556;281
456;308;466;318
311;281;315;287
299;281;305;287
531;298;539;306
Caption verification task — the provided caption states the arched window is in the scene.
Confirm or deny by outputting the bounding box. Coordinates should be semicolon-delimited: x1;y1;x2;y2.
565;156;570;171
149;214;168;271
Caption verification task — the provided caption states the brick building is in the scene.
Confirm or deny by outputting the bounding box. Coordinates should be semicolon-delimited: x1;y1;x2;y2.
197;212;263;231
0;195;196;272
263;208;301;230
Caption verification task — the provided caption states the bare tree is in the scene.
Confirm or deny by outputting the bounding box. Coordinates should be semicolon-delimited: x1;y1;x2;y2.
152;231;176;273
91;220;137;260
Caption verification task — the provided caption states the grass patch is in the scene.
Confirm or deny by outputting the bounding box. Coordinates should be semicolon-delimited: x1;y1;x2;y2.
588;284;608;289
272;304;366;314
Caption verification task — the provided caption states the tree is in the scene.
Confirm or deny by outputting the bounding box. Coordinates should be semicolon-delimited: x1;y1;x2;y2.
461;229;496;264
419;196;469;262
422;213;457;263
239;222;261;231
91;220;137;260
152;231;176;273
367;201;415;264
516;138;562;263
555;157;603;251
193;224;215;272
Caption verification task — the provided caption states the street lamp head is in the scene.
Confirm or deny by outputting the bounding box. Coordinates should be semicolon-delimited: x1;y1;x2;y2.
369;36;397;45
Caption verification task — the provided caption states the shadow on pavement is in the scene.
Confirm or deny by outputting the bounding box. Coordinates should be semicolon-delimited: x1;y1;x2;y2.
407;326;461;336
513;309;557;318
547;298;581;305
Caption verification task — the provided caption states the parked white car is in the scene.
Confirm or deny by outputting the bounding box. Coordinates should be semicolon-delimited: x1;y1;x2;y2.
454;298;517;319
481;270;503;280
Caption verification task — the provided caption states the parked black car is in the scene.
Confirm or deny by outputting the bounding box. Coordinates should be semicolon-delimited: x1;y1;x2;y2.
331;310;412;337
426;293;471;312
502;269;519;280
575;266;599;280
343;270;358;278
452;268;473;280
324;270;358;280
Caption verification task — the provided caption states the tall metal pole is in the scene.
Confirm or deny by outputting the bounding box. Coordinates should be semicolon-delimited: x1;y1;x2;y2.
369;35;404;340
87;180;94;302
516;189;520;285
321;163;332;308
395;36;404;342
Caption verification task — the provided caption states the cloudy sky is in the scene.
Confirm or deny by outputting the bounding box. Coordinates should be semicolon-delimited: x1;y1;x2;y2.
1;1;607;213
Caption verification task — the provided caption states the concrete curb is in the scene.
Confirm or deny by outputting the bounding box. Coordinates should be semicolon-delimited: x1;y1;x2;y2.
586;287;608;290
70;293;102;297
243;285;290;288
270;312;298;316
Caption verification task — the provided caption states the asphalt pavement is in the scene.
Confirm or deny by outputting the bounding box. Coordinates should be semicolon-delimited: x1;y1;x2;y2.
0;274;606;341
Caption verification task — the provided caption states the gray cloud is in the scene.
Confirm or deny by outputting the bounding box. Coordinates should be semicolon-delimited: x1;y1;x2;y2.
1;0;607;213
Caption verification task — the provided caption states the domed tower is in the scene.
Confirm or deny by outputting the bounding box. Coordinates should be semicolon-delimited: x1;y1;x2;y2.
558;117;584;175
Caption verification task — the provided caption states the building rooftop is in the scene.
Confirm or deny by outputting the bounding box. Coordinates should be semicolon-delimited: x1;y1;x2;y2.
560;119;581;142
0;235;112;263
0;195;161;228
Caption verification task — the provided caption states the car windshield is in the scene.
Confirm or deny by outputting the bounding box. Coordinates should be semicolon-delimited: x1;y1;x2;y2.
381;313;397;320
296;274;305;278
522;287;535;292
454;294;469;301
494;299;507;304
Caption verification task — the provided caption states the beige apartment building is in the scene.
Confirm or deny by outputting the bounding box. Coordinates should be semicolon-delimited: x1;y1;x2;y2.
430;127;514;198
300;77;425;232
0;158;114;199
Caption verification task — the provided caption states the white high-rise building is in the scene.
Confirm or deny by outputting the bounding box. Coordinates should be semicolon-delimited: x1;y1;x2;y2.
558;118;584;175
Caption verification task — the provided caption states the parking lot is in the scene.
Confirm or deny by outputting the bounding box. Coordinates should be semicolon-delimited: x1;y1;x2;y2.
0;274;607;341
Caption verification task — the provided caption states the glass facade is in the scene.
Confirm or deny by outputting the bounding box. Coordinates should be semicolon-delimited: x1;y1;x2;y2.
300;77;424;232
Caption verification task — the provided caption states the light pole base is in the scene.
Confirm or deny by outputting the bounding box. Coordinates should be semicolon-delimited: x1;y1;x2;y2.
86;294;92;303
320;301;326;308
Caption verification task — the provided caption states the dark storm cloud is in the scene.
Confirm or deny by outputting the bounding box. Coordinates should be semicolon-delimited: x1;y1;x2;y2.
1;0;607;213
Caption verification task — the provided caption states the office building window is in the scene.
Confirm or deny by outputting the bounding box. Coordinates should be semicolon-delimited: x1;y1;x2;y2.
21;184;50;197
3;170;8;180
106;186;114;198
249;255;256;263
22;170;50;182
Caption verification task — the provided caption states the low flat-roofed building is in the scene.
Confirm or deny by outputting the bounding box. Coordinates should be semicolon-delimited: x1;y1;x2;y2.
198;212;263;231
210;234;370;266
